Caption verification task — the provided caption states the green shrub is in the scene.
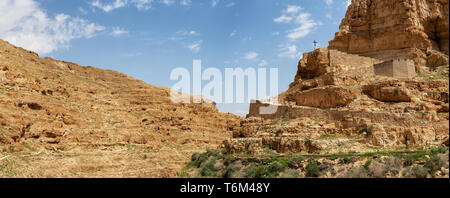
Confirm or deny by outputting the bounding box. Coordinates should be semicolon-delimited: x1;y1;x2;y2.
424;155;444;176
404;166;429;178
363;160;372;170
305;160;321;177
384;157;402;176
431;145;448;154
245;165;268;178
339;156;353;164
429;66;437;72
347;166;369;178
199;157;218;177
403;156;415;167
222;163;236;178
426;51;432;57
190;149;221;168
329;155;339;160
367;161;386;178
245;162;285;178
267;162;285;177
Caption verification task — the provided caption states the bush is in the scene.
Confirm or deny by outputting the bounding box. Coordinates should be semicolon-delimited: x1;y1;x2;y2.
368;161;386;178
245;165;268;178
403;156;415;167
305;160;321;177
223;163;236;178
199;157;218;177
403;166;429;178
431;145;448;154
424;155;444;176
190;149;221;168
339;156;353;164
245;162;285;178
267;162;285;177
429;66;437;72
426;51;432;56
347;166;369;178
363;160;372;170
384;157;402;176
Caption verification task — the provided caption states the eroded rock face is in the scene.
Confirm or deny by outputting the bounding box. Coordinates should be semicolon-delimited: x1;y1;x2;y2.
0;39;240;177
329;0;449;67
291;86;358;108
427;50;449;67
363;85;412;102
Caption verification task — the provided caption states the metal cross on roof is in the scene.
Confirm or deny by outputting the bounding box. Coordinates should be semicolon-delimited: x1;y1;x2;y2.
313;40;318;49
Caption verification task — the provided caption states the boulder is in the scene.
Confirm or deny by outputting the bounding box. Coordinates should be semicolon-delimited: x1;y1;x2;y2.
363;84;411;102
426;50;449;67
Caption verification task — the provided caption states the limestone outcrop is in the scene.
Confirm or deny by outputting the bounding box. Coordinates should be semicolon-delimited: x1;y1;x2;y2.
329;0;449;67
225;2;450;154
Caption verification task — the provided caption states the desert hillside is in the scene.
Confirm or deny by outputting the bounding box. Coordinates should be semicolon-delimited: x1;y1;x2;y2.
0;39;239;177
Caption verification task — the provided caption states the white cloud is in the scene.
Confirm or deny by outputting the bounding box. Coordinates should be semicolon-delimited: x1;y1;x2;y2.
90;0;127;12
287;13;318;40
274;5;319;41
286;5;302;13
229;30;237;37
111;27;128;36
212;0;220;7
225;2;236;7
324;0;333;6
79;7;89;15
189;30;199;35
132;0;153;10
176;30;199;36
274;15;292;23
0;0;105;54
187;40;203;53
244;51;258;60
278;44;301;59
258;60;268;67
161;0;175;6
90;0;185;12
180;0;191;6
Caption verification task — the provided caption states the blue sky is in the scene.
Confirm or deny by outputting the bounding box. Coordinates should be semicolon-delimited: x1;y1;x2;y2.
0;0;351;115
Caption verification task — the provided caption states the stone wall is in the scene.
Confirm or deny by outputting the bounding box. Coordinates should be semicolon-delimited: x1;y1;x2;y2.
291;48;382;89
329;49;381;71
247;100;288;119
374;59;416;79
248;103;435;128
374;61;394;77
393;59;416;79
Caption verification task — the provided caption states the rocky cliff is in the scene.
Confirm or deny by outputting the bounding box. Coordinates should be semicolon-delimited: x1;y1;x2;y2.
329;0;449;67
0;39;239;177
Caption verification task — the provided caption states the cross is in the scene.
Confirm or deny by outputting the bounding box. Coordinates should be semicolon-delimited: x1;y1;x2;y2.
313;40;318;49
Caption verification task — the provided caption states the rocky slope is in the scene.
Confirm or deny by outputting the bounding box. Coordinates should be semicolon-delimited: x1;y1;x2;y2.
185;0;449;178
0;39;239;177
329;0;449;67
186;47;449;177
